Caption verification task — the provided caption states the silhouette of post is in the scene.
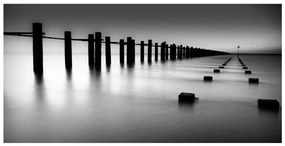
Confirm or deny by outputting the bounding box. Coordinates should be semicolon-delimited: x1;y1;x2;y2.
95;32;102;68
170;44;174;60
178;46;180;59
148;40;152;63
183;47;186;59
165;44;169;60
132;39;136;63
88;34;94;66
105;36;111;66
64;31;72;70
190;47;194;58
140;41;144;63
127;37;132;65
33;23;43;75
180;46;183;59
161;42;165;61
177;46;180;59
120;39;124;64
186;46;189;58
155;43;158;61
131;39;135;63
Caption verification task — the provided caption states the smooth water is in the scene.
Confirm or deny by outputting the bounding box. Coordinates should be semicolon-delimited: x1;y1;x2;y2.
4;54;281;142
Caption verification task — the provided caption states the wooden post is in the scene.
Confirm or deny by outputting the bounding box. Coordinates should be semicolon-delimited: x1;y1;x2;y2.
173;44;175;60
179;45;183;59
186;46;189;58
140;41;144;63
190;47;194;58
33;23;43;75
155;43;158;61
183;47;186;59
64;31;72;70
177;46;180;59
105;36;111;65
165;44;169;60
148;40;152;63
95;32;102;68
127;37;132;65
170;44;174;60
132;39;135;63
161;42;165;62
120;39;124;64
88;34;94;66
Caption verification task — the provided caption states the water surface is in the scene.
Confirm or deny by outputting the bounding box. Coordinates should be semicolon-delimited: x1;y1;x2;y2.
4;54;281;142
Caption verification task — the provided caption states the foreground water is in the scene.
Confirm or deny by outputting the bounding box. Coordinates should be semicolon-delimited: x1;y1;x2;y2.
4;54;281;142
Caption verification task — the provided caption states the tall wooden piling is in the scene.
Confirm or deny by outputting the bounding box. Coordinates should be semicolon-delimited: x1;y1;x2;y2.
148;40;152;63
33;23;43;75
64;31;72;70
183;47;186;59
105;36;111;65
127;37;132;65
132;39;135;63
190;47;194;58
170;44;176;60
155;43;158;61
161;42;165;61
120;39;124;64
140;41;144;63
88;34;94;66
95;32;102;68
186;46;190;58
165;44;169;60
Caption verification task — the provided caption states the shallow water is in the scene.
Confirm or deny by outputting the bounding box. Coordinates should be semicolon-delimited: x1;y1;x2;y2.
4;53;281;142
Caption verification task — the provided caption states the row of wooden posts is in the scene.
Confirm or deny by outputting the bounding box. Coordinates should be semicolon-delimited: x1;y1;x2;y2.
7;23;229;75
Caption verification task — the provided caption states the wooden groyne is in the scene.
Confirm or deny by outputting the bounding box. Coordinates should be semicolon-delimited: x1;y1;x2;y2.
4;23;229;76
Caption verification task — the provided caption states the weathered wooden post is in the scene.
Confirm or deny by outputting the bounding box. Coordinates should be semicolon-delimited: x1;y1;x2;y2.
161;42;165;61
190;47;194;58
187;46;190;58
140;41;144;63
88;34;94;66
170;44;176;60
165;44;169;60
64;31;72;70
183;47;186;58
178;46;181;59
120;39;124;64
95;32;102;68
33;23;43;75
155;43;158;61
105;36;111;66
132;39;135;63
127;37;132;65
148;40;152;63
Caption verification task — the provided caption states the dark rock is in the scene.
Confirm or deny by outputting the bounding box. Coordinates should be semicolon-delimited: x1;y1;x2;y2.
243;66;248;69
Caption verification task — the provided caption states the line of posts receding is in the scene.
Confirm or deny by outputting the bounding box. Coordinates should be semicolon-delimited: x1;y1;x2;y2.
5;23;229;76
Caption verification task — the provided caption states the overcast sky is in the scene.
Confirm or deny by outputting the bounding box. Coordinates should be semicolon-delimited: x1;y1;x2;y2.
4;4;281;54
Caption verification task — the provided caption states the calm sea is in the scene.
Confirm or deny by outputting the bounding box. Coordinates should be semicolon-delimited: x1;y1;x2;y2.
4;54;281;142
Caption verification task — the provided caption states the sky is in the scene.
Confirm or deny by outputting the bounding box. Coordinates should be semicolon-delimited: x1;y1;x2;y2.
4;4;282;54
